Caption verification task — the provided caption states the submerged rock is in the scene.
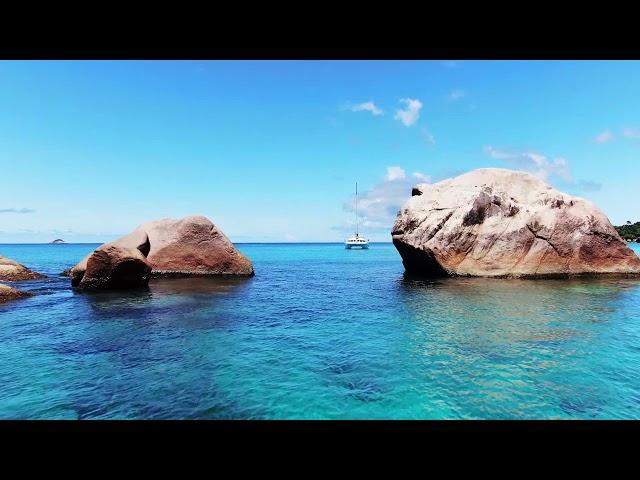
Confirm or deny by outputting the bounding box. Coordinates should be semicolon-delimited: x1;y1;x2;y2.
391;168;640;278
0;283;32;304
69;215;253;289
0;255;46;281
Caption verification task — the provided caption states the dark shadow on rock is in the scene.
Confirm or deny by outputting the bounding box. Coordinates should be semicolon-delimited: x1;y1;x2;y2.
392;239;447;277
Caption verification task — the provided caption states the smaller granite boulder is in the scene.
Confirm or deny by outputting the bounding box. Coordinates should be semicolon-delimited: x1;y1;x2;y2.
0;283;32;304
73;245;152;290
0;255;46;281
70;228;150;283
68;216;254;288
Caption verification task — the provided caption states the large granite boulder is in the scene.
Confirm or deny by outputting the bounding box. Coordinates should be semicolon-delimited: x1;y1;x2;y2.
69;215;253;288
0;255;45;281
391;168;640;277
0;283;31;304
73;245;152;290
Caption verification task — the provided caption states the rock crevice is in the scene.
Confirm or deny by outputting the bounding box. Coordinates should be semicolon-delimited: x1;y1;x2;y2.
526;223;561;258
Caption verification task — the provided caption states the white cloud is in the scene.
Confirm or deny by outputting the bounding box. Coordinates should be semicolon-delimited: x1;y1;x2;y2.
484;146;572;182
484;146;606;193
623;127;640;139
350;101;383;116
338;166;431;232
386;166;406;181
447;89;465;102
594;130;613;143
394;98;422;127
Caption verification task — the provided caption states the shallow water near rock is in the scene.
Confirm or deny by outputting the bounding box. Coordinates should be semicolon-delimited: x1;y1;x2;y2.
1;242;640;419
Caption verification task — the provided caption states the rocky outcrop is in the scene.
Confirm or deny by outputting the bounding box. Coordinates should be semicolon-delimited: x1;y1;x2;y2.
0;283;32;304
73;245;152;290
391;168;640;278
50;239;66;244
69;216;253;289
141;216;253;277
0;255;46;281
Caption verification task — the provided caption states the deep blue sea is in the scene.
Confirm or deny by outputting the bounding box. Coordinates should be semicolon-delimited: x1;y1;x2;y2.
1;242;640;419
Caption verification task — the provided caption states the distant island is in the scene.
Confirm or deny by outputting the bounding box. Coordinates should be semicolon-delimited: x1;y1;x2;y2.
615;222;640;242
49;239;66;244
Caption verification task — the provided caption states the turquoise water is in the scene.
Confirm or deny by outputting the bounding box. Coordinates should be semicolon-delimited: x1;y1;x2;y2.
1;242;640;419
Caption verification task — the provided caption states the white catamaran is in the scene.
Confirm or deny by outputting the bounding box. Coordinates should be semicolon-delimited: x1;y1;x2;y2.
345;182;369;249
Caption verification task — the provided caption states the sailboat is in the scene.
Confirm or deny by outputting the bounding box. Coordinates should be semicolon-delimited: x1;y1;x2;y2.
345;182;369;249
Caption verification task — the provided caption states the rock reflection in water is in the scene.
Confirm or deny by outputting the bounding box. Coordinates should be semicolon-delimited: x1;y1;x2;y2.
149;276;252;296
398;274;636;346
393;274;640;418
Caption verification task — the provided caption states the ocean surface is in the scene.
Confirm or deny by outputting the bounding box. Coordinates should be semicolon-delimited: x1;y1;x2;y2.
1;242;640;419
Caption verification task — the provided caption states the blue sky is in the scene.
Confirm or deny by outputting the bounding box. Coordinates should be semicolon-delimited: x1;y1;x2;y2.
1;60;639;242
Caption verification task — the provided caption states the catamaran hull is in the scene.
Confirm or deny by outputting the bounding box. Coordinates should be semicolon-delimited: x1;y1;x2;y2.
345;243;369;249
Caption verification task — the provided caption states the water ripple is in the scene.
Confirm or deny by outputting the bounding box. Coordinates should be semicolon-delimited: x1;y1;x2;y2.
0;243;640;419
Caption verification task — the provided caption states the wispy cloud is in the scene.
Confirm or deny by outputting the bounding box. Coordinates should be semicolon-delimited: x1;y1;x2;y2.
484;145;603;193
594;130;613;143
336;167;430;232
349;101;383;116
394;98;422;127
443;61;458;68
447;89;466;102
421;127;436;145
413;172;431;182
623;127;640;139
484;146;572;182
0;208;35;214
327;116;343;128
576;180;603;192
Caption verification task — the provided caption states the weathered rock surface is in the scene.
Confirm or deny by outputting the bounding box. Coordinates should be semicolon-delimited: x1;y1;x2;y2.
0;255;46;281
73;245;152;290
69;215;253;289
391;168;640;278
141;216;253;277
70;228;150;281
0;283;32;304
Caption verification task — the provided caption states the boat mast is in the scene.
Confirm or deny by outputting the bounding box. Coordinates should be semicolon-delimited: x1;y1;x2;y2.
355;181;358;237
